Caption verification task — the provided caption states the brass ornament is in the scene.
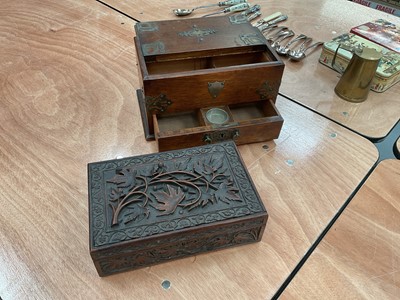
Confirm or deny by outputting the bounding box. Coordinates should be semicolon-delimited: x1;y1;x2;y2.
256;80;279;100
178;25;217;42
203;129;240;144
239;33;265;45
145;94;172;113
141;41;165;56
229;14;248;25
136;22;159;32
208;81;225;98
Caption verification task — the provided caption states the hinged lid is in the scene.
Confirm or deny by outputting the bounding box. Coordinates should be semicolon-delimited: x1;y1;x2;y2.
134;16;268;58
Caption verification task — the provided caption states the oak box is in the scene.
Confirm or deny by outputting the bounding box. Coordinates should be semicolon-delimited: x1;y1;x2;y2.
134;16;284;150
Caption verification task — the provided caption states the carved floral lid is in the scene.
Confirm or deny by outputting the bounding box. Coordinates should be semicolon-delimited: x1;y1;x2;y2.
88;141;266;249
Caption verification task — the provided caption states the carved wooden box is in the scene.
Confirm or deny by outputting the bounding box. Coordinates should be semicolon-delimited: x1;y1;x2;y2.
134;16;285;145
88;141;268;276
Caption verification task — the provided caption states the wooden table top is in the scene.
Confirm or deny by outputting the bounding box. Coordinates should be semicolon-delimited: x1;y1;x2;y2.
281;159;400;299
103;0;400;139
0;0;395;299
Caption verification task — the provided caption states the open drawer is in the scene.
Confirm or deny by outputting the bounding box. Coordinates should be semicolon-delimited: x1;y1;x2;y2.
153;100;283;152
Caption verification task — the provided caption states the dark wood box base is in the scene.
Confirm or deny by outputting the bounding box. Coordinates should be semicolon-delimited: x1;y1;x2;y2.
92;214;266;276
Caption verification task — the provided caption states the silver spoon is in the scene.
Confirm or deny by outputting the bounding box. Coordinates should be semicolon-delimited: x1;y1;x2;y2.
288;41;324;61
270;30;295;49
262;25;287;38
264;28;290;42
173;0;247;16
275;34;309;56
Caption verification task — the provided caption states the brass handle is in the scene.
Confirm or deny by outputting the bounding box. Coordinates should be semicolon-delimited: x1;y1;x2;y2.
203;129;240;144
203;135;212;144
331;44;357;74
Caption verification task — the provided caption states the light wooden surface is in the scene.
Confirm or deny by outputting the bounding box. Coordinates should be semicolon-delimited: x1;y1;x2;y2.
102;0;400;139
281;159;400;299
0;0;381;299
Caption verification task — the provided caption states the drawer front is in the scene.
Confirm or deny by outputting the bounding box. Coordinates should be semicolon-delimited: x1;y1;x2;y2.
154;100;283;152
144;65;284;116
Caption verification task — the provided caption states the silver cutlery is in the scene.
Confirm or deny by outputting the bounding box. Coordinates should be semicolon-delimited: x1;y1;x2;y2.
270;30;295;49
173;0;247;16
202;3;250;17
258;14;288;32
276;34;310;56
289;41;324;61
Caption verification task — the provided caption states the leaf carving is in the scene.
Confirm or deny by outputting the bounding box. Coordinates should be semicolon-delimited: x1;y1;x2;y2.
107;169;137;188
193;160;205;175
152;185;185;216
106;153;242;225
188;192;215;211
193;158;214;181
214;182;241;204
109;188;121;202
212;158;223;173
124;205;150;224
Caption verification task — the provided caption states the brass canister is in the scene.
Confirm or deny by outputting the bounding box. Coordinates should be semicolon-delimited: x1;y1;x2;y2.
332;46;382;103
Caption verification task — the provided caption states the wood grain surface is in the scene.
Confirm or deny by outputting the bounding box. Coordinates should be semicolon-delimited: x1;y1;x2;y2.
281;159;400;299
0;0;383;299
101;0;400;139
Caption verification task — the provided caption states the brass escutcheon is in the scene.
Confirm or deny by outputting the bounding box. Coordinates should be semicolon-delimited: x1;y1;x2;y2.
208;81;225;98
203;129;240;144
